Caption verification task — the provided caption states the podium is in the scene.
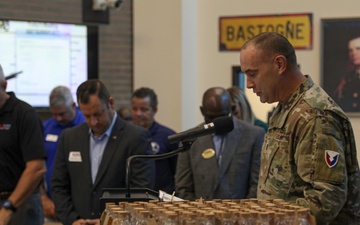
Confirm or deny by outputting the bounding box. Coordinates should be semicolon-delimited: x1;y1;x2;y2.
99;188;159;212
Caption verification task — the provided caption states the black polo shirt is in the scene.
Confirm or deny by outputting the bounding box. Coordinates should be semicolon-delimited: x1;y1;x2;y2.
0;92;46;192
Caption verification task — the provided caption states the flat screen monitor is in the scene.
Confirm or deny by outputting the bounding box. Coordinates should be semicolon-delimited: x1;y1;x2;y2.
232;66;245;90
0;20;98;108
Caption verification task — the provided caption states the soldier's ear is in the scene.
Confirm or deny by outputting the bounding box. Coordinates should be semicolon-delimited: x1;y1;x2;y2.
274;55;286;74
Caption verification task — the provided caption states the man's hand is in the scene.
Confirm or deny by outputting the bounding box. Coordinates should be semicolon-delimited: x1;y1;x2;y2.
41;194;57;219
308;214;317;225
72;219;86;225
85;219;100;225
72;219;100;225
0;208;13;225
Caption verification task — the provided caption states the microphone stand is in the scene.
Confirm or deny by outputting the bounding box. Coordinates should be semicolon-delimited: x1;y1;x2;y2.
99;140;194;212
125;140;193;198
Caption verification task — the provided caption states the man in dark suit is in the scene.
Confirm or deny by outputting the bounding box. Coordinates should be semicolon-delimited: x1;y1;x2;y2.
175;87;265;200
51;80;154;225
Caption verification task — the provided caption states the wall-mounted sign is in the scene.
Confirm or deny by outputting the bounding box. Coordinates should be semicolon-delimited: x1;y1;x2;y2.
219;13;313;51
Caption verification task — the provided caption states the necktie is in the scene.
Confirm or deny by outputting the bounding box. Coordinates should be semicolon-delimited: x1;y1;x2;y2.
213;135;223;164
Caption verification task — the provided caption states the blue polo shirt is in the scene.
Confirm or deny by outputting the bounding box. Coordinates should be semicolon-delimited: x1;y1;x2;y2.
148;121;177;193
43;108;85;198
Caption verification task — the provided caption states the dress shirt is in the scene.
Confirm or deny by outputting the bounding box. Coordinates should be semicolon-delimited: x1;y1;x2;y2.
213;134;224;165
89;113;117;183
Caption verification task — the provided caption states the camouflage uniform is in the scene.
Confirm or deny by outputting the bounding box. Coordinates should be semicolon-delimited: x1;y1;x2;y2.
257;75;360;224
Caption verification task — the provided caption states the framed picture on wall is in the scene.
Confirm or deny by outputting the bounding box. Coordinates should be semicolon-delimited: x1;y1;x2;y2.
321;18;360;115
232;66;245;90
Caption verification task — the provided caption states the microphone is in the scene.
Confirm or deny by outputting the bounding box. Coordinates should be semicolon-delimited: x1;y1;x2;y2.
168;116;234;144
5;71;22;80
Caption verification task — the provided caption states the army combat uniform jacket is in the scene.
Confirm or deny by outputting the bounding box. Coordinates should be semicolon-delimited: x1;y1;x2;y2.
257;75;360;225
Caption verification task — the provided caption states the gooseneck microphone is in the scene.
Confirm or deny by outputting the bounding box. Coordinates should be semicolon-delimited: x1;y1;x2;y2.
124;116;234;198
5;71;22;80
168;116;234;144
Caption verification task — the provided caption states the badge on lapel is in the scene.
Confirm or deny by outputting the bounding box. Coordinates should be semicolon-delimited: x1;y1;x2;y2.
202;148;215;159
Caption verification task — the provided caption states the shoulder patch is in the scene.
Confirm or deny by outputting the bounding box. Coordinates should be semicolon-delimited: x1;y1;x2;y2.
325;150;339;168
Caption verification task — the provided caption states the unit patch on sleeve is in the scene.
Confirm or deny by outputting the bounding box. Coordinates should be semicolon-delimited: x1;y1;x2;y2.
325;150;339;168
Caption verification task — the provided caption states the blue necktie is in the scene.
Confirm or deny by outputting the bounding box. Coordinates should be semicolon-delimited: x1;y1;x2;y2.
213;135;223;164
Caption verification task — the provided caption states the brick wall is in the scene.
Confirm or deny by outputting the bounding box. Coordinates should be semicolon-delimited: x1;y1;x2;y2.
0;0;133;119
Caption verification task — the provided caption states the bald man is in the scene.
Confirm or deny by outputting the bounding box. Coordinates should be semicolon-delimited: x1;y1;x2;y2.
175;87;265;200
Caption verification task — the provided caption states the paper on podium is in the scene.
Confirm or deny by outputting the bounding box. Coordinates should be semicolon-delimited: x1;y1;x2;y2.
159;190;184;202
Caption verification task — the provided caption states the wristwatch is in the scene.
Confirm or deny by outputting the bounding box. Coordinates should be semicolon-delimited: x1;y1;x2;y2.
2;200;17;212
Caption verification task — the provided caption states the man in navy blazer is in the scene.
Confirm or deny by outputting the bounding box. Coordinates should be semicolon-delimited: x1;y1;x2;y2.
175;87;264;200
51;80;154;225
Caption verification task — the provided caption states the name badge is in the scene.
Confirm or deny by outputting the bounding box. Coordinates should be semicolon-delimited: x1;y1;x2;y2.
69;151;82;162
45;134;58;142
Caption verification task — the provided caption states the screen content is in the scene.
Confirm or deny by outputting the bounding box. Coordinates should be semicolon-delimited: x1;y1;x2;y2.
0;20;88;107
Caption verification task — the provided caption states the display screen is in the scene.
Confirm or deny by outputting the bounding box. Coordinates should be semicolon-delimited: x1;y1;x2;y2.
0;20;90;108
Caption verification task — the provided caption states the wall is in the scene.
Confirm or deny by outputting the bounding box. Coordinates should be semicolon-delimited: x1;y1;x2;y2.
133;0;360;162
133;0;183;131
0;0;134;113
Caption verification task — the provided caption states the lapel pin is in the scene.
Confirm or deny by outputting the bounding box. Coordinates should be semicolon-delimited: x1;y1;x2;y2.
202;148;215;159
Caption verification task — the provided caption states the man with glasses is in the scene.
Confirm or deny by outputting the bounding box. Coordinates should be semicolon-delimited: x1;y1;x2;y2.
175;87;265;200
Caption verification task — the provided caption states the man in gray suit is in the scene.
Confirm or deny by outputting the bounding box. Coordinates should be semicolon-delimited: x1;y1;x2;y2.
51;80;154;225
175;87;265;200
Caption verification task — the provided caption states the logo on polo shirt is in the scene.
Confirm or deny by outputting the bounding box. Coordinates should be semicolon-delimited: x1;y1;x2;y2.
151;142;160;154
0;124;11;130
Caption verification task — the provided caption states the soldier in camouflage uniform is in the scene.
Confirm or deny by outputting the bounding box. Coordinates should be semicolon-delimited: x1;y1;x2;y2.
240;32;360;225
